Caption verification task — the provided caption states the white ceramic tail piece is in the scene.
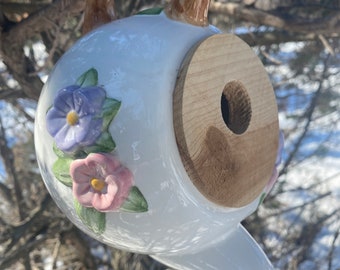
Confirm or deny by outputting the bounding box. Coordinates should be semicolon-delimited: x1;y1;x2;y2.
35;1;282;269
153;225;273;270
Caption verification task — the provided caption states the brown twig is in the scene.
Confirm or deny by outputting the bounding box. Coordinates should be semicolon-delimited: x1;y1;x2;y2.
0;0;85;100
51;238;62;270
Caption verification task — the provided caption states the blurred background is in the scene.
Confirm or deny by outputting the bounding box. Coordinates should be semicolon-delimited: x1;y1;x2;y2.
0;0;339;269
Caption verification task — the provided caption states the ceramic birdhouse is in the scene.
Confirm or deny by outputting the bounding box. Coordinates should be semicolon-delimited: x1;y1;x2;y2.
34;0;283;269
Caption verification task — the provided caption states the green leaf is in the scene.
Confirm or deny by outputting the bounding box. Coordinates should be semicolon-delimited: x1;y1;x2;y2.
69;150;88;159
52;158;73;187
53;143;66;158
137;7;163;15
258;192;266;207
53;142;74;159
84;131;116;154
76;68;98;87
120;186;148;213
46;105;53;114
74;200;106;235
53;142;87;159
101;98;121;130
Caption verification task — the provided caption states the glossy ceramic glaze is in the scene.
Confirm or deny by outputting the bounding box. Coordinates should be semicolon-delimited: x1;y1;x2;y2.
35;11;280;269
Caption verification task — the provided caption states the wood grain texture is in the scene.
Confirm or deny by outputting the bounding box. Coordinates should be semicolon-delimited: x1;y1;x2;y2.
173;34;279;208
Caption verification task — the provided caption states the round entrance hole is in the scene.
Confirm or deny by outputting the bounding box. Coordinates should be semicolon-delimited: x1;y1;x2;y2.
220;80;252;135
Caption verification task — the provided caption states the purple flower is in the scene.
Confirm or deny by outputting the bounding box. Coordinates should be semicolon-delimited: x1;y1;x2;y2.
46;85;106;152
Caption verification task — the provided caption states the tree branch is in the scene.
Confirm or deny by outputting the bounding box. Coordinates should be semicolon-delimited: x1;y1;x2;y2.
281;55;331;174
0;233;48;269
0;0;85;100
237;30;338;47
2;0;84;42
0;181;12;203
0;2;50;14
266;191;332;218
295;209;339;266
0;89;26;100
209;1;340;35
0;116;25;219
327;227;340;270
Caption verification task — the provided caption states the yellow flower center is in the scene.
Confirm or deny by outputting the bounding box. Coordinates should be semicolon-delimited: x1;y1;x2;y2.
90;178;106;192
66;110;79;126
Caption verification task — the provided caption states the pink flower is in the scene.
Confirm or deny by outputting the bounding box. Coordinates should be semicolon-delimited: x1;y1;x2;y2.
70;153;133;212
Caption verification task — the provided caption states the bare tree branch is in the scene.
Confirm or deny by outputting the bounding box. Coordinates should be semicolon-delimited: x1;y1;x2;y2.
0;237;48;269
0;116;25;219
0;89;26;100
0;181;12;203
209;1;340;35
4;194;52;253
0;0;85;100
294;209;339;266
237;30;339;46
327;227;340;270
266;191;332;218
2;0;84;43
281;55;331;175
0;2;50;14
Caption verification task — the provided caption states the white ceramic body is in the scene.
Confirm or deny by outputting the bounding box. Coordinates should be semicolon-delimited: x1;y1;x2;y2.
35;12;273;269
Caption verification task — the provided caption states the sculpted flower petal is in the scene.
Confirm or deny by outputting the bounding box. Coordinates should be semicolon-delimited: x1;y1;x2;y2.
92;183;119;211
70;153;135;212
54;86;80;113
53;125;75;151
76;86;106;114
71;160;94;182
46;108;68;136
46;84;106;152
113;167;134;196
106;173;132;209
70;119;92;144
86;153;121;174
76;189;94;207
76;117;103;145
